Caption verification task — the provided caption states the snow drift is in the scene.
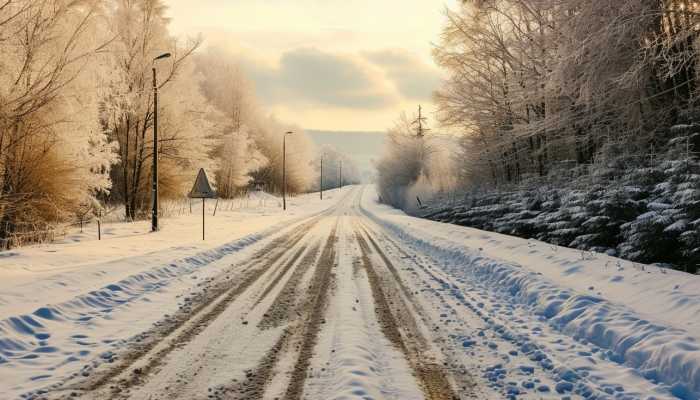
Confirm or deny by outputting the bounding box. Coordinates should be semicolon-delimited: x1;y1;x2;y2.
362;188;700;399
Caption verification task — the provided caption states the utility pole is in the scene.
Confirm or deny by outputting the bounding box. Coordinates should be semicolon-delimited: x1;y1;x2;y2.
339;159;343;188
282;131;293;210
151;52;171;232
320;156;323;200
413;104;429;137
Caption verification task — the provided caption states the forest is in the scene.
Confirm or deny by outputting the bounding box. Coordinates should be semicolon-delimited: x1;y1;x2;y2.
0;0;359;249
377;0;700;273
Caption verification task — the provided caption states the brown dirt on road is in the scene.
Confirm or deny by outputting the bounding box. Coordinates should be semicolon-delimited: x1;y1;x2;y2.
355;229;458;400
258;243;321;330
208;223;338;400
49;216;322;400
282;224;338;400
214;328;292;400
359;223;480;399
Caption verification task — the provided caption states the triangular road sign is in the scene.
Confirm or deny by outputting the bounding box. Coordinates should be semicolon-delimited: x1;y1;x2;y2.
188;168;216;199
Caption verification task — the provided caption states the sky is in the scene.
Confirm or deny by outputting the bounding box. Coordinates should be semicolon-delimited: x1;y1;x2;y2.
165;0;458;132
307;130;386;177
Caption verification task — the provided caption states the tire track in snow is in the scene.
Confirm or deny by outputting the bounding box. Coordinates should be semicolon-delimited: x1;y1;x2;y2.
365;218;677;399
281;222;338;400
47;214;325;399
132;191;355;400
356;218;484;398
258;243;321;330
253;244;310;308
219;327;292;399
354;226;459;400
364;221;574;397
202;220;338;400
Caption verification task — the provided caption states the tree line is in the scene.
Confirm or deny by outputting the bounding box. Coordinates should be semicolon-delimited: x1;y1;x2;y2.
434;0;700;187
376;0;700;271
0;0;354;248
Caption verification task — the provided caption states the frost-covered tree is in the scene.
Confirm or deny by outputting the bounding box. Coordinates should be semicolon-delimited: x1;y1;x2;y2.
195;49;267;198
194;47;317;197
213;126;265;197
196;48;259;133
247;117;316;195
435;0;700;187
100;0;209;220
0;0;319;249
314;145;361;191
156;60;218;198
0;0;116;246
376;112;456;211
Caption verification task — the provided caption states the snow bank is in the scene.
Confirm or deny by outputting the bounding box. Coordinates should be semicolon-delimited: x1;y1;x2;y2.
0;232;262;362
362;186;700;399
0;187;348;398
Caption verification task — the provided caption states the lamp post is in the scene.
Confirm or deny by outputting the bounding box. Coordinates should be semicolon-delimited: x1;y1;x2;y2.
282;131;293;210
151;52;171;232
320;155;323;200
339;159;343;189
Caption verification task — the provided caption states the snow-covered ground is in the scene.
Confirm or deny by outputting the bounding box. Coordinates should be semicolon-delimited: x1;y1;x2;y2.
361;186;700;399
303;216;424;400
0;188;348;399
1;185;699;400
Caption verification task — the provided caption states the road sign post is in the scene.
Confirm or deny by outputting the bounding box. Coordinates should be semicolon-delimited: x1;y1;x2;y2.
188;168;217;240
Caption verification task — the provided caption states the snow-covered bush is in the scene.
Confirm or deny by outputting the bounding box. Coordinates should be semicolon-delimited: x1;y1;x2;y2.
421;127;700;273
376;113;457;212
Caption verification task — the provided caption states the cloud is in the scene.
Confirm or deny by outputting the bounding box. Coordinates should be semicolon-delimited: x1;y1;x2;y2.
363;49;443;101
197;42;444;129
234;47;442;111
239;47;399;109
165;0;457;129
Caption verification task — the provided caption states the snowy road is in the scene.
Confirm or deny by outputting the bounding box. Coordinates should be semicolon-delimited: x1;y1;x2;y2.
3;186;700;399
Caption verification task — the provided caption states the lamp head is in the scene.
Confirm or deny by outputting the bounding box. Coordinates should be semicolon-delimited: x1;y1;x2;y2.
154;53;172;61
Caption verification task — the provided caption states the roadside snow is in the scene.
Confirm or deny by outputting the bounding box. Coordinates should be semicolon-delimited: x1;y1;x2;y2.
0;189;347;399
362;185;700;399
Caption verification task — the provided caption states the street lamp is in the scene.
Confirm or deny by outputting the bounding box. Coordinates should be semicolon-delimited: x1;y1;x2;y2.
282;131;293;210
151;52;171;232
320;154;324;200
